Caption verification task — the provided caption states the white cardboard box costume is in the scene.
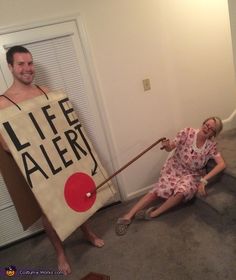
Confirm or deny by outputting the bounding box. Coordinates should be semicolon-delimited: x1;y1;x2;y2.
0;91;116;241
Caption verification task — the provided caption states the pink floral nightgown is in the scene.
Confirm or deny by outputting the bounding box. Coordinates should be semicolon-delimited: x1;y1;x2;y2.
151;127;220;201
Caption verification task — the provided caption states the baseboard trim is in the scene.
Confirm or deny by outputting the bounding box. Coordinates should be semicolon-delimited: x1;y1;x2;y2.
124;183;155;201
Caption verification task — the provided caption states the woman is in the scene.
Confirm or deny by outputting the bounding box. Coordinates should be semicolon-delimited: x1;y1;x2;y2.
115;117;226;236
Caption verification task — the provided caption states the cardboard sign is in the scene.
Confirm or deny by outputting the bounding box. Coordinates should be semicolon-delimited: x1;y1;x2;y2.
0;145;42;230
0;91;116;241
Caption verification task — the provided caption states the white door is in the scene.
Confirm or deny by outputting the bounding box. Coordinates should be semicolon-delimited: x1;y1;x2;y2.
0;18;120;247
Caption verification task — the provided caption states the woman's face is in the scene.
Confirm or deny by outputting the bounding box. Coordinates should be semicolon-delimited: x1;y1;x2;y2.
201;119;217;138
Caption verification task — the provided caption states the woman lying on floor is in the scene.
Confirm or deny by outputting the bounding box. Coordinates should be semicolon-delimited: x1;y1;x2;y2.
115;116;226;236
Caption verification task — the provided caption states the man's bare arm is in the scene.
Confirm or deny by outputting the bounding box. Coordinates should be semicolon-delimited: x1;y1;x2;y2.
0;133;10;152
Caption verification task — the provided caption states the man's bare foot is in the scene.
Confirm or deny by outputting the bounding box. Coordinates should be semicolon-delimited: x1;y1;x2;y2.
84;231;104;248
57;254;71;275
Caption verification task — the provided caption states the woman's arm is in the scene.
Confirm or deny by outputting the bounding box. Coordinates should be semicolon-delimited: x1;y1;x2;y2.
204;154;226;181
198;154;226;196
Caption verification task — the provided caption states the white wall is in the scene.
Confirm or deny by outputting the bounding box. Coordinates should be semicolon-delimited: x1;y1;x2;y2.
228;0;236;79
0;0;236;199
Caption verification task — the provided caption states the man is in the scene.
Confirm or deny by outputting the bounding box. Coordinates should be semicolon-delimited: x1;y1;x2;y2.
0;45;104;275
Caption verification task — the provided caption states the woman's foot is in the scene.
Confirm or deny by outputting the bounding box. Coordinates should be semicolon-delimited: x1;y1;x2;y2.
115;217;132;236
135;206;156;220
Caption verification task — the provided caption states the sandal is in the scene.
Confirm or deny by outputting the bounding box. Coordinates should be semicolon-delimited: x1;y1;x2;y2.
115;218;131;236
135;206;156;220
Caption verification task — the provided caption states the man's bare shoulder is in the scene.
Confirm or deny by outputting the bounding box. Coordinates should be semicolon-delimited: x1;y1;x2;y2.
0;85;51;109
0;88;12;109
0;96;9;109
39;85;50;94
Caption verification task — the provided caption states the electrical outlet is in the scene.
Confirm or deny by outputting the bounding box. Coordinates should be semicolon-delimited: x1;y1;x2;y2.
142;79;151;91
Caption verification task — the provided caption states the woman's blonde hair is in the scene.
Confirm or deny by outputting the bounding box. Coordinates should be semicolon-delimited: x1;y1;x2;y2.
203;116;223;137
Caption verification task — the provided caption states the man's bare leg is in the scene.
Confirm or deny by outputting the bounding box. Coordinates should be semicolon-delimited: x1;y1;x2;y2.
80;222;104;248
41;215;71;275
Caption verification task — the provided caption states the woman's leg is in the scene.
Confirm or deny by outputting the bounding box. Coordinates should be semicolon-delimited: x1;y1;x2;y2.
116;192;158;235
148;193;184;218
122;192;157;220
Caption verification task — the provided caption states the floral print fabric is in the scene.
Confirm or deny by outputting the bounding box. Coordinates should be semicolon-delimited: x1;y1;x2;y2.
151;127;220;201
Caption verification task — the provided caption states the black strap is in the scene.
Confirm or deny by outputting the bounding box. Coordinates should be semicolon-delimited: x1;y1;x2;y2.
0;95;21;111
35;85;49;100
0;85;49;111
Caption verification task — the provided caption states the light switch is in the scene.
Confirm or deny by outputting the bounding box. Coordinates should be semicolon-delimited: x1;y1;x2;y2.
142;79;151;91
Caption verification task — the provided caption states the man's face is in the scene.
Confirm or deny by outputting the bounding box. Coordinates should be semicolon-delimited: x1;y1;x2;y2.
9;52;35;85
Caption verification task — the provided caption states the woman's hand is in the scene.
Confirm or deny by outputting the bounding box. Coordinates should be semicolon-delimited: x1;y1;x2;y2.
197;182;207;197
160;139;174;152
